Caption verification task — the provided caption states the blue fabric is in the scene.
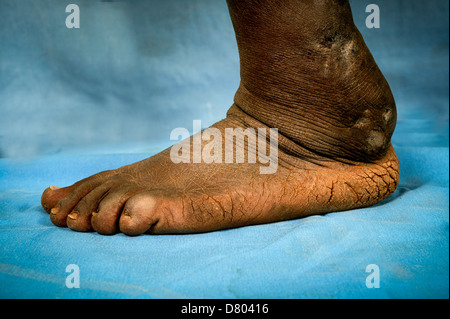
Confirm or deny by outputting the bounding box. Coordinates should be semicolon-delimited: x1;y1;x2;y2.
0;0;448;299
0;146;448;298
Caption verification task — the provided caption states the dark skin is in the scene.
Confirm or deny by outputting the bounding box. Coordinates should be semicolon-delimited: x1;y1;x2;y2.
41;0;399;235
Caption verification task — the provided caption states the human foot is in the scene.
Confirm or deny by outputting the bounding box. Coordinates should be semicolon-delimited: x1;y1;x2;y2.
41;114;399;235
41;0;400;235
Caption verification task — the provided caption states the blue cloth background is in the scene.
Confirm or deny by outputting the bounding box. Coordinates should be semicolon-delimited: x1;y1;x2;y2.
0;0;448;298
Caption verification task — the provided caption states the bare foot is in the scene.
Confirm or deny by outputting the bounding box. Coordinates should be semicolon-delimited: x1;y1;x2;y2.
41;0;399;235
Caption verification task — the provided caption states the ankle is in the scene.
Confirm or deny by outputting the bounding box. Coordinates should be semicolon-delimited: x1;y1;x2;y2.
232;77;396;164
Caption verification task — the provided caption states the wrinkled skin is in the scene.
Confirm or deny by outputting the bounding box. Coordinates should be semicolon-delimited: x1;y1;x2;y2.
41;0;399;235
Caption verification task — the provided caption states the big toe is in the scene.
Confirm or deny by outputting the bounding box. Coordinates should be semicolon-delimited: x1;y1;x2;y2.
119;191;171;236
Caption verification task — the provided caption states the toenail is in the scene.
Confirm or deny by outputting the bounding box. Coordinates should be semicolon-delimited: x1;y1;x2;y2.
50;206;60;215
122;209;131;217
68;212;79;220
49;185;62;191
91;212;98;217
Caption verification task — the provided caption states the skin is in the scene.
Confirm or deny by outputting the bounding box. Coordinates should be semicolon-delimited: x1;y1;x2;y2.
41;0;399;235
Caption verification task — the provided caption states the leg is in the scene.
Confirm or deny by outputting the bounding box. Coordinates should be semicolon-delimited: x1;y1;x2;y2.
41;0;399;235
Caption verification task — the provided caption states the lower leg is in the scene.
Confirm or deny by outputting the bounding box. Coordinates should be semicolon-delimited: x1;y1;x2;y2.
41;0;399;235
227;0;396;162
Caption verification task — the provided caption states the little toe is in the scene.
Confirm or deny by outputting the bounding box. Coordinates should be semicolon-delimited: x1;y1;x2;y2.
41;169;117;213
41;185;77;213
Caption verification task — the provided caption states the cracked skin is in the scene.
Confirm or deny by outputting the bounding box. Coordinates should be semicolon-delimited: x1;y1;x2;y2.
40;0;399;235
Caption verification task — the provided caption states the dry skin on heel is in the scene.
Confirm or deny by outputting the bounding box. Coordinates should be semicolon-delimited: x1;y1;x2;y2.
41;0;399;235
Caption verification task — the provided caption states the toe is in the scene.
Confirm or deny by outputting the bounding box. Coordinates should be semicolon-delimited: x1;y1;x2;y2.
91;186;141;235
41;169;117;213
50;177;108;227
119;191;165;236
66;182;113;232
41;185;77;213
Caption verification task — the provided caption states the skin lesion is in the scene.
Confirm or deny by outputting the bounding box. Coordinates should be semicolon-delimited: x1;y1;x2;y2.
40;0;400;236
